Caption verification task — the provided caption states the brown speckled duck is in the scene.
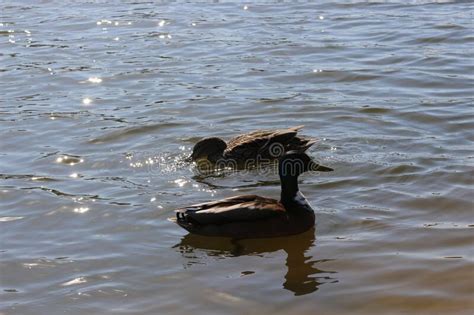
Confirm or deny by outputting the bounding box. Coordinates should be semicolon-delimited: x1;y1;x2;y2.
171;152;333;239
188;126;316;164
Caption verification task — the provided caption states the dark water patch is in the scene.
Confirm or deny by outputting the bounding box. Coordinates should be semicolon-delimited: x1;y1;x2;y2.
358;106;392;114
0;174;60;182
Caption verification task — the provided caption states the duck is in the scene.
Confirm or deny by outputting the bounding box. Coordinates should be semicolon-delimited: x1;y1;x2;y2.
171;151;333;239
187;126;316;166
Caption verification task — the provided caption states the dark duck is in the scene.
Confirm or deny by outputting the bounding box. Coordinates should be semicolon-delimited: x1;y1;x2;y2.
171;152;333;239
187;126;316;165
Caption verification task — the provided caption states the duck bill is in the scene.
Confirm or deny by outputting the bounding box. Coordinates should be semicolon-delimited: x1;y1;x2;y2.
311;164;333;172
184;155;194;163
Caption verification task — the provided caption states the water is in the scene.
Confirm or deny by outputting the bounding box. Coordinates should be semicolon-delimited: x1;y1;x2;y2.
1;1;473;314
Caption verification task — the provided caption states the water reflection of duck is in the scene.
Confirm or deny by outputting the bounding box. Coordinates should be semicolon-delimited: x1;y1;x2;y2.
170;152;333;238
173;229;337;296
187;125;316;164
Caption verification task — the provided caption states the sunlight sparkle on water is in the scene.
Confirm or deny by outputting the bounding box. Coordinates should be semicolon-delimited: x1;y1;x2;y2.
87;77;102;83
97;19;112;26
23;263;39;269
174;178;187;187
56;155;84;165
82;97;92;105
74;207;89;214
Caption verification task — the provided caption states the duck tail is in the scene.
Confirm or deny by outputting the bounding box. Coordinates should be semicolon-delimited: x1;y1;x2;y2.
300;138;317;151
287;137;317;152
289;125;305;132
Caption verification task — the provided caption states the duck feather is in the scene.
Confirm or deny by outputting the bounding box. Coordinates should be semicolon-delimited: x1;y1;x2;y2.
223;125;311;160
175;195;285;225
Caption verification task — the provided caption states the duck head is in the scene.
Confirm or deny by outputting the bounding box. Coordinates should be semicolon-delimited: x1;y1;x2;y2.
278;151;333;205
278;151;333;178
188;137;227;163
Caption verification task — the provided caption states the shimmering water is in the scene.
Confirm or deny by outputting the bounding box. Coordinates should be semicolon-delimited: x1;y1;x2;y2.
1;1;473;314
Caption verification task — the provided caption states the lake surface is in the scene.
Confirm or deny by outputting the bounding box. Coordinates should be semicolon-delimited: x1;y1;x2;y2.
1;1;473;314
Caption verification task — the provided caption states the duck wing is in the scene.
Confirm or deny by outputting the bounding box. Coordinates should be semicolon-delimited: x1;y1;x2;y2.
224;126;308;160
175;195;286;225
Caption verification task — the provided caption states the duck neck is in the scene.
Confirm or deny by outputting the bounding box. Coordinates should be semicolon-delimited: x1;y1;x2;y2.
280;174;300;207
